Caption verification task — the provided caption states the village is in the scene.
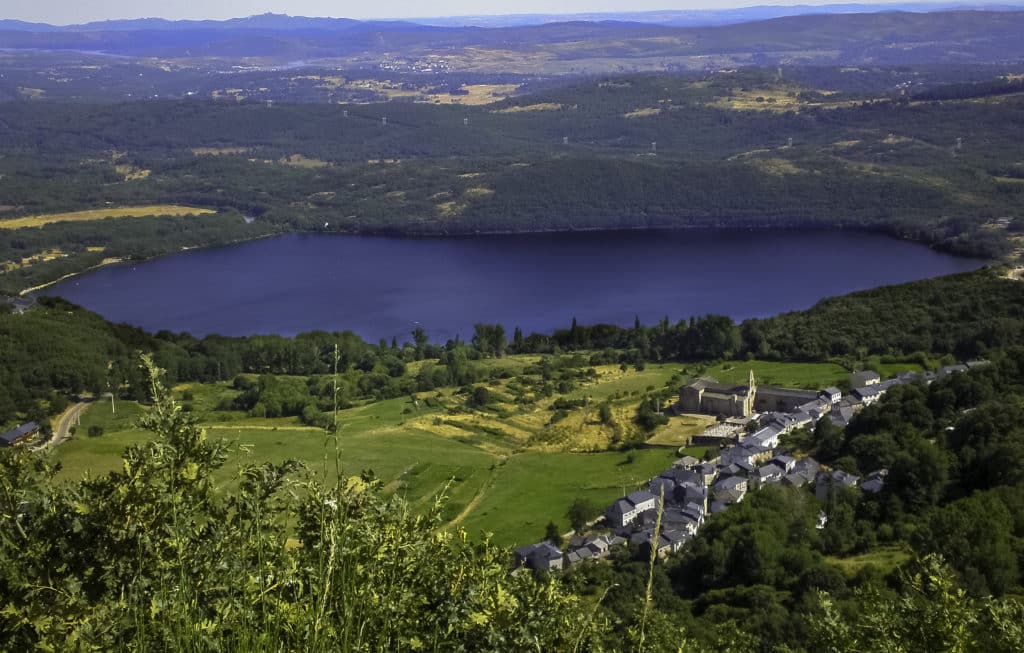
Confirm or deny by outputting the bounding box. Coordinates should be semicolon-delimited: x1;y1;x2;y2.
513;361;988;571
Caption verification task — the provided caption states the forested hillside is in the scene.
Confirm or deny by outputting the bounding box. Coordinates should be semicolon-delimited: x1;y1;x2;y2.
2;67;1023;293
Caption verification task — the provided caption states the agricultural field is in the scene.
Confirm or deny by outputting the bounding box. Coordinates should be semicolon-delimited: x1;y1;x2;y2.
0;205;217;229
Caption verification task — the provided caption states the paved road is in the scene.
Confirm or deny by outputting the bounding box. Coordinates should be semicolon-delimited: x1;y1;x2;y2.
43;400;92;449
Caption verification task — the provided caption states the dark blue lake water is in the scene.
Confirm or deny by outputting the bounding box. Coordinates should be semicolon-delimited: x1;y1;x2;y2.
46;230;985;341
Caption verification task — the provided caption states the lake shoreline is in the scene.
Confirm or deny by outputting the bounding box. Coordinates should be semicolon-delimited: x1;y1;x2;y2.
23;221;994;298
43;228;988;341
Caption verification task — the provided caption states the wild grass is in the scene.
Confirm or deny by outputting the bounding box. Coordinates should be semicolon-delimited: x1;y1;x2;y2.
0;205;216;229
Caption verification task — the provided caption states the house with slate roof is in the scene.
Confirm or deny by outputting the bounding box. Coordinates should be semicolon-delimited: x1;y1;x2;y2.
513;542;565;571
605;490;659;528
0;422;40;448
851;370;880;387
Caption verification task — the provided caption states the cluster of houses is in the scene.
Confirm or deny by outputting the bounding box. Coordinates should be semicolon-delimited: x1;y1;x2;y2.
2;295;35;315
514;362;983;571
0;421;40;448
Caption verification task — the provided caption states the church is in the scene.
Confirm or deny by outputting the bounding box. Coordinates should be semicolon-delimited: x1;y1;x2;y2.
679;370;757;417
679;370;821;418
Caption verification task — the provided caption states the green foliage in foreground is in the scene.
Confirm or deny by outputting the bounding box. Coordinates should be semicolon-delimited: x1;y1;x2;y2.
0;358;612;651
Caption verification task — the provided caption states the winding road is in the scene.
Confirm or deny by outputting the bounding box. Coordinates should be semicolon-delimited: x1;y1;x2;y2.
41;400;92;449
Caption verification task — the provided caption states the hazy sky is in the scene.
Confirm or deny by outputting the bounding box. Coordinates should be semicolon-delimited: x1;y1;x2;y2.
1;0;972;25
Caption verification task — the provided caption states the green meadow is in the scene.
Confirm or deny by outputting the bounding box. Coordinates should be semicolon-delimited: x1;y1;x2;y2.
51;357;892;546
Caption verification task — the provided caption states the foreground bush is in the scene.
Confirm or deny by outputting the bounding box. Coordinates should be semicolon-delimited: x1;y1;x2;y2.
0;357;610;651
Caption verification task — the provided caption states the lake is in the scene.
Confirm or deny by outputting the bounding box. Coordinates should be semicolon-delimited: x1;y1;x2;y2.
46;230;985;341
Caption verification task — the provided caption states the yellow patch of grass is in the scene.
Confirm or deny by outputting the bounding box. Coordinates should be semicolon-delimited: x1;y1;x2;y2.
85;246;106;253
1;248;67;272
279;154;331;168
426;84;519;105
832;139;862;148
114;164;151;181
462;187;494;199
623;107;661;119
436;201;465;218
711;87;855;112
882;134;913;145
493;103;563;113
645;414;717;447
995;176;1024;184
193;147;249;156
385;190;407;201
711;88;800;111
0;205;216;229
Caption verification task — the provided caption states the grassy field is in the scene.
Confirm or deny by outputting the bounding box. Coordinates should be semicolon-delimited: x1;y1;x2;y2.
459;448;679;546
645;414;717;447
52;358;862;546
0;205;217;229
693;360;850;389
826;545;913;577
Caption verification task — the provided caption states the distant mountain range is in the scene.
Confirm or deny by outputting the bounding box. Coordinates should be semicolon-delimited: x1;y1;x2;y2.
3;2;1024;32
1;6;1024;66
411;2;1024;27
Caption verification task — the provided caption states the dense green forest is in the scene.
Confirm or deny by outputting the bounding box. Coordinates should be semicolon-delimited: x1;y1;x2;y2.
2;67;1023;293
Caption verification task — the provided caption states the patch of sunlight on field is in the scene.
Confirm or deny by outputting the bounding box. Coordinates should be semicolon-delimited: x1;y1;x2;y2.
492;102;563;113
0;206;217;229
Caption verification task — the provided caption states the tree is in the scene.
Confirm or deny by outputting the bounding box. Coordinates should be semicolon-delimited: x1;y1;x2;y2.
545;521;564;547
806;555;1024;653
412;326;428;360
567;498;600;533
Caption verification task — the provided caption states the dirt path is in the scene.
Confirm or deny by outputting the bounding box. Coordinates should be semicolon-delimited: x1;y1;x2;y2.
444;464;501;529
